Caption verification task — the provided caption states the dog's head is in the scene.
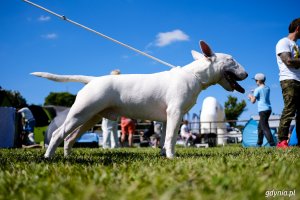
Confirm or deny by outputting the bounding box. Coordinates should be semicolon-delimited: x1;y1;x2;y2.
191;41;247;93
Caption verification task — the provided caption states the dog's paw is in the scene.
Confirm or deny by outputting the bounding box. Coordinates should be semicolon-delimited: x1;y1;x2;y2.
166;150;175;159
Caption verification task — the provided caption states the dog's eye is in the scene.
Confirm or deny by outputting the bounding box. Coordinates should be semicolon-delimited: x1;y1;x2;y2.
231;59;238;65
227;59;239;69
226;58;234;64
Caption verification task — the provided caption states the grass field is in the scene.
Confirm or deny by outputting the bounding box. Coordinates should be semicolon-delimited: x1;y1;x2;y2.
0;146;299;200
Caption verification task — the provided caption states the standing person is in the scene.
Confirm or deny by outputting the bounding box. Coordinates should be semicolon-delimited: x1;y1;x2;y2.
248;73;275;146
180;120;196;146
101;118;119;149
18;106;36;145
101;69;121;149
153;121;163;148
275;18;300;148
120;117;136;147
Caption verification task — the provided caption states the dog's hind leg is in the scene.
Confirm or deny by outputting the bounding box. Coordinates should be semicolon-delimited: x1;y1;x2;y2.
45;110;100;158
63;114;103;157
164;109;183;158
44;123;73;158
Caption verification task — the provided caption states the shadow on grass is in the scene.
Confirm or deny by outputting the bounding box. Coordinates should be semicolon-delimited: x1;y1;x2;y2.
0;148;162;166
0;146;291;167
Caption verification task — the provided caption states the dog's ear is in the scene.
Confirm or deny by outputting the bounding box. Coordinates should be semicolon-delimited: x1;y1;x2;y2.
200;41;214;57
191;50;204;60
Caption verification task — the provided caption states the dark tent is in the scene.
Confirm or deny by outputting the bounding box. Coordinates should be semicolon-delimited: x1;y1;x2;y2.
28;105;52;127
242;119;277;147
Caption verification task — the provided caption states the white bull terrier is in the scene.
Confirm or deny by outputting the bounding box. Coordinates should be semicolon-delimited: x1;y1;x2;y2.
32;41;248;158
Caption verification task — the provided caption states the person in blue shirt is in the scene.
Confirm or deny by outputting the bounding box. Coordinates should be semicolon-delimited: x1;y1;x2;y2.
248;73;275;146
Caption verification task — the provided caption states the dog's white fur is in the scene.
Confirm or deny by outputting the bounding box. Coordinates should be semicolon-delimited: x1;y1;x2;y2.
32;41;247;158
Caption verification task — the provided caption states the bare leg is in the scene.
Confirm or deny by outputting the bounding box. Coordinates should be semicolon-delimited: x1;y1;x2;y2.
128;133;133;147
121;133;126;147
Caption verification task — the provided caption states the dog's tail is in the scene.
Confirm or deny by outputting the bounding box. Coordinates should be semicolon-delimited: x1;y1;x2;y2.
31;72;96;84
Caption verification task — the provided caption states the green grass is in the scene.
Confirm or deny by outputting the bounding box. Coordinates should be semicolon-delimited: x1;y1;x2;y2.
34;126;47;144
0;146;299;200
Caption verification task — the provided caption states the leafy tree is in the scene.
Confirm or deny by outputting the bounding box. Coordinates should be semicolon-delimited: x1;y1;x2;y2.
224;95;246;127
0;88;27;107
44;92;76;107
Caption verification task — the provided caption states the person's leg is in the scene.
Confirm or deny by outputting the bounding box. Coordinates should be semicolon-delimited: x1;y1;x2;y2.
184;136;189;147
27;120;36;144
257;113;264;146
127;121;135;147
260;110;275;146
27;132;35;145
278;80;297;142
111;123;119;148
128;133;133;147
294;81;300;145
121;125;127;147
102;130;110;149
155;133;160;147
121;133;126;147
181;133;189;147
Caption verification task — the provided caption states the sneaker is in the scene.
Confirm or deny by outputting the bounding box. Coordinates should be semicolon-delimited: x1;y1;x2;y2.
277;140;288;148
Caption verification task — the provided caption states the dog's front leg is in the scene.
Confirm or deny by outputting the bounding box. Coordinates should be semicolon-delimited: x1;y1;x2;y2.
164;109;183;158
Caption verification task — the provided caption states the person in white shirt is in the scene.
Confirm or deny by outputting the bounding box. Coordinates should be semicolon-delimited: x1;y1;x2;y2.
180;120;196;146
18;107;36;144
275;18;300;148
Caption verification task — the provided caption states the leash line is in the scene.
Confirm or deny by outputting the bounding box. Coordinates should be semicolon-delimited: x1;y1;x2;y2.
22;0;176;68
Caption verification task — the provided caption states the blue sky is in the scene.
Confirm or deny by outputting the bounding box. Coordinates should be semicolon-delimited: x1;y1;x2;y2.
0;0;299;121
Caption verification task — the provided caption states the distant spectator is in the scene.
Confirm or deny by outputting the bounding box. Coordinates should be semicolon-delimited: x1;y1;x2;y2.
140;121;154;140
121;117;136;147
18;107;36;145
153;121;163;147
180;120;196;146
248;73;275;146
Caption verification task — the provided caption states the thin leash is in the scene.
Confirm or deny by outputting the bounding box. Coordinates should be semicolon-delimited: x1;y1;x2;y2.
22;0;176;69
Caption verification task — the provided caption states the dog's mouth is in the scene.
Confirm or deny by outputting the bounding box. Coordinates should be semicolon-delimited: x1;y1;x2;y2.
223;71;245;93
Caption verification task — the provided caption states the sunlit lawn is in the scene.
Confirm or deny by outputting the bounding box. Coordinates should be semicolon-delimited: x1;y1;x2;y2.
0;146;299;200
